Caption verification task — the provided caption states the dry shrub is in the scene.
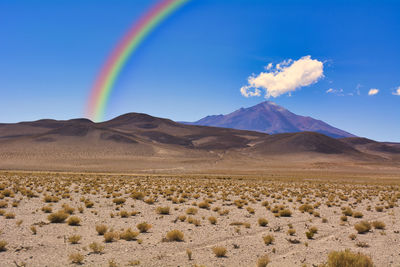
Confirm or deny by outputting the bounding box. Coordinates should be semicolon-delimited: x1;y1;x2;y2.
43;195;58;203
30;225;37;235
109;259;118;267
156;206;170;215
104;231;118;242
131;191;144;200
188;217;201;226
144;198;155;204
130;211;139;216
287;238;300;244
279;209;292;217
165;230;184;242
375;206;384;212
137;222;152;233
208;216;217;225
230;221;244;226
198;201;210;209
62;204;75;214
258;218;268;227
120;228;139;241
212;246;227;257
263;235;274;245
68;235;82;244
48;211;69;223
0;201;7;208
247;207;255;214
0;240;7;251
356;241;369;248
257;254;270;267
349;233;357;240
342;207;353;216
95;224;108;235
89;242;104;254
299;204;313;213
85;200;94;208
67;216;81;226
354;221;371;234
372;221;385;229
324;249;373;267
119;210;129;218
113;198;126;205
186;207;198;215
42;205;52;213
186;248;192;260
128;260;141;266
287;229;296;236
69;252;84;264
1;189;12;197
5;212;15;219
306;231;314;239
218;209;230;216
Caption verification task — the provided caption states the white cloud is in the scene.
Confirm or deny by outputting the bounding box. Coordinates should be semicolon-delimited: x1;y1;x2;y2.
240;86;261;97
240;56;324;98
368;88;379;96
265;63;273;70
326;88;344;96
392;87;400;96
276;59;293;70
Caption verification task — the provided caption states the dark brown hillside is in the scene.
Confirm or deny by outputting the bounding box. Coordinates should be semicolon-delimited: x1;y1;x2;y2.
100;113;179;130
341;137;400;154
0;118;94;139
250;132;361;155
100;112;267;149
340;137;377;145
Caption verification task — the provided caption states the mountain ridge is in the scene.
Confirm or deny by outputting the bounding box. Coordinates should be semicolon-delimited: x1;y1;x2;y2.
185;101;355;138
0;112;399;173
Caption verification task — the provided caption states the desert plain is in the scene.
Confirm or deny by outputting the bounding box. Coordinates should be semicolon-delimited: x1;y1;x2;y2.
1;169;400;267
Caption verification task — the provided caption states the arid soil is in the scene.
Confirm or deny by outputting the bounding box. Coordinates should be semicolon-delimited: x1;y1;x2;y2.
1;171;400;266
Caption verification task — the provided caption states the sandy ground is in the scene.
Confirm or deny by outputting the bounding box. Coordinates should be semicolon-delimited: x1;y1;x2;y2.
0;171;400;267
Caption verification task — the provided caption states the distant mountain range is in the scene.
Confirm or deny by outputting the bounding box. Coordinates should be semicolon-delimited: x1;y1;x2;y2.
185;101;355;138
0;112;399;172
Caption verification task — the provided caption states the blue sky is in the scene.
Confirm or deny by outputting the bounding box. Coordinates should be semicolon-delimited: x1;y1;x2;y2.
0;0;399;141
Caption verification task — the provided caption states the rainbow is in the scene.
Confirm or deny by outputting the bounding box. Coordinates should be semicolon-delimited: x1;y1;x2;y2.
86;0;189;122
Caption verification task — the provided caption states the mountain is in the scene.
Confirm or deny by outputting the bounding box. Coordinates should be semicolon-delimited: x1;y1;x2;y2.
0;113;398;173
186;101;355;138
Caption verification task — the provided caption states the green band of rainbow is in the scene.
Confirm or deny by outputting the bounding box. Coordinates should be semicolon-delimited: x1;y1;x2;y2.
87;0;189;122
